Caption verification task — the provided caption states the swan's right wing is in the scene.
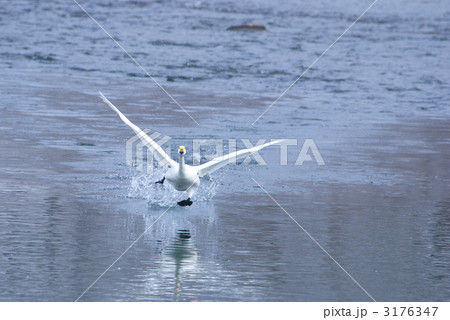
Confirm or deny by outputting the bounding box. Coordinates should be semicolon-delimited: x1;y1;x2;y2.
195;139;284;177
99;91;176;167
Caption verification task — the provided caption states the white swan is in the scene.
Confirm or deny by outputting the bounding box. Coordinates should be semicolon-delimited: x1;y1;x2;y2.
99;91;282;206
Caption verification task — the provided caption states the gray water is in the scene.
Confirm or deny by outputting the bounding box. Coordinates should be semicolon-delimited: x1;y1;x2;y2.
0;0;449;301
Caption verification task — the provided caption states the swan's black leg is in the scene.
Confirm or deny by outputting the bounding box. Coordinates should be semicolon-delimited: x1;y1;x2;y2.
155;176;165;184
177;198;193;206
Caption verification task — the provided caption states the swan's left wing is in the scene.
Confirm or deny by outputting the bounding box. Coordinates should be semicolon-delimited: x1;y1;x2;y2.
99;91;176;167
195;139;284;177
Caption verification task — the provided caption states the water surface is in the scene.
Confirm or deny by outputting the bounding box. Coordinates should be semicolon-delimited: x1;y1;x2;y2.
0;0;449;301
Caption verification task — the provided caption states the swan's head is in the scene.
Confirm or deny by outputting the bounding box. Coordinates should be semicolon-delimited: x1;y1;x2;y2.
178;146;186;155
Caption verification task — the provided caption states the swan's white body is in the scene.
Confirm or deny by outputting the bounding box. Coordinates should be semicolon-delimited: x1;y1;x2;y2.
165;160;200;198
99;91;282;205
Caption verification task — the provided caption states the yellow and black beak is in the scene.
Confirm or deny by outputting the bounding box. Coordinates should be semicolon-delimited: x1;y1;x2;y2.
179;146;186;155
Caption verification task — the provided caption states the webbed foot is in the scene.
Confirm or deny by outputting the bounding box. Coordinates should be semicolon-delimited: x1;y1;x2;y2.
177;198;193;206
155;177;165;184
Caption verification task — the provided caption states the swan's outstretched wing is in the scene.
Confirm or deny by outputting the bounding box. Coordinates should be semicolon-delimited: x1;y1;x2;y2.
99;91;175;167
195;139;284;177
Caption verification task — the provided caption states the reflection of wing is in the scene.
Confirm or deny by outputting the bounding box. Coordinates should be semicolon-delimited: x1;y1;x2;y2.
195;139;284;177
99;91;175;167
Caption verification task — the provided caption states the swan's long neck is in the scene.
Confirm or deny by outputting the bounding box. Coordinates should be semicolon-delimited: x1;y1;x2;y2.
179;153;185;173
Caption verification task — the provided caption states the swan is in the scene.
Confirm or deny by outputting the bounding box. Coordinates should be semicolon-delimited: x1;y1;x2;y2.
99;91;282;206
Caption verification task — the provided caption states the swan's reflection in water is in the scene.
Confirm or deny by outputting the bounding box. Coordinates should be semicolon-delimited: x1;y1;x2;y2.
165;229;197;297
140;203;216;300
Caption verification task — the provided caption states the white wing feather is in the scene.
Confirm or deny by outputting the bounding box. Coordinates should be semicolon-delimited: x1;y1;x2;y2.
99;91;175;167
195;139;284;177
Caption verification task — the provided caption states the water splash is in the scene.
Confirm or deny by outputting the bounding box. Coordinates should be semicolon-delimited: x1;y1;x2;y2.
127;167;222;207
